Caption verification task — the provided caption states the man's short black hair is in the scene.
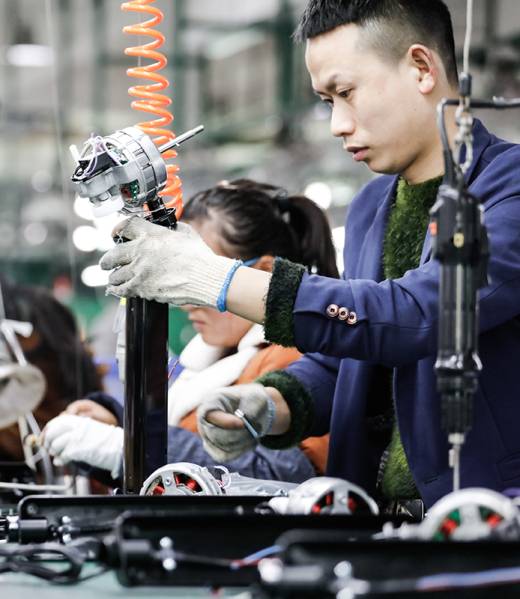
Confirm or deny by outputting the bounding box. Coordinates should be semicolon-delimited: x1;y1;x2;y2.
294;0;458;86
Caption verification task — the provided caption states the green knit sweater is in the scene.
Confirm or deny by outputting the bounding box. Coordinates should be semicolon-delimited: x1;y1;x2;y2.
379;175;442;499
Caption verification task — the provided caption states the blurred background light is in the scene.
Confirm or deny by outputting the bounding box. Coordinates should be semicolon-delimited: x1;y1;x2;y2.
304;181;332;210
93;213;123;251
81;264;109;288
72;225;99;252
31;170;53;193
332;226;345;274
6;44;54;67
73;195;96;221
23;222;48;246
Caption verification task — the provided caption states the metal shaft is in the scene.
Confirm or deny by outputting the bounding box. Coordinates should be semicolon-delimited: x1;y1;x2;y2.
123;297;169;494
122;196;174;494
449;433;465;491
158;125;204;154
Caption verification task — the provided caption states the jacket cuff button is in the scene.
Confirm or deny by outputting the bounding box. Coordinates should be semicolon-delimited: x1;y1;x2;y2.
347;311;358;325
338;307;349;320
326;304;339;317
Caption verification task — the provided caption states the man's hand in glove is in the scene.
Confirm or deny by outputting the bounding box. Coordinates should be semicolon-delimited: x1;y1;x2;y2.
99;216;239;308
197;383;290;462
43;414;123;479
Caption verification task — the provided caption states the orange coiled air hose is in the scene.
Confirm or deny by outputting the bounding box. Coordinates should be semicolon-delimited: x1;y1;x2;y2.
121;0;183;215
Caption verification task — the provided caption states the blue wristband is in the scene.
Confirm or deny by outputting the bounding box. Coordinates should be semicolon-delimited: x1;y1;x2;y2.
216;260;243;312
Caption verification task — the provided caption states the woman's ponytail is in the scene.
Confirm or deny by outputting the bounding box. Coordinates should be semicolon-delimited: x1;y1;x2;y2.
283;194;339;278
183;178;339;279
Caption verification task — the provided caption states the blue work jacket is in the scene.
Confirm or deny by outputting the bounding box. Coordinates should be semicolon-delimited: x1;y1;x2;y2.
286;120;520;507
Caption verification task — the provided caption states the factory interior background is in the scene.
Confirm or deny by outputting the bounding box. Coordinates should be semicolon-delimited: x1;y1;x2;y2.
1;0;519;375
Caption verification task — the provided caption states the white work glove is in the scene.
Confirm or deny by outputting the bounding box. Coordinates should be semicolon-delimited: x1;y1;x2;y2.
99;216;239;307
43;414;124;479
0;363;46;428
197;383;276;462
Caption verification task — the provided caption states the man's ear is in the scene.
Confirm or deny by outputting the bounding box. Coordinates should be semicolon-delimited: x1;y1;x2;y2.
407;44;437;94
254;255;275;273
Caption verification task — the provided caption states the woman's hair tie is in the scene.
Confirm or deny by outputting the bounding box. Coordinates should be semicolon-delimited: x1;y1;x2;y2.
274;189;291;214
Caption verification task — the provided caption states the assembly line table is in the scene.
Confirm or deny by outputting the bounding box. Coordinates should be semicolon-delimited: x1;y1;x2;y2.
1;567;251;599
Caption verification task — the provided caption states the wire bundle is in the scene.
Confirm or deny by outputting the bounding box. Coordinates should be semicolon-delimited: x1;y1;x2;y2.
0;542;87;583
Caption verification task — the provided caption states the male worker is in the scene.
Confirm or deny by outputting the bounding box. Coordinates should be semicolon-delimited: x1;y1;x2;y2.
100;0;520;509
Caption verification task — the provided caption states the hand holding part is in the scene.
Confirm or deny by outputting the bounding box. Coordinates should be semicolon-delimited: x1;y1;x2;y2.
197;383;276;462
100;216;238;308
42;414;124;478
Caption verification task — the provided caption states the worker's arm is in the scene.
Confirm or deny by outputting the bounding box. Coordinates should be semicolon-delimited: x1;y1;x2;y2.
225;266;271;323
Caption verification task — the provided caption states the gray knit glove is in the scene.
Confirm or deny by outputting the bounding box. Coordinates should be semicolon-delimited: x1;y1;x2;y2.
197;383;276;462
100;216;238;307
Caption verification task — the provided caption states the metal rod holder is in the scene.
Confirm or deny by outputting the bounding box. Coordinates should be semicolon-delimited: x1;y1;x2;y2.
122;198;176;494
123;297;169;494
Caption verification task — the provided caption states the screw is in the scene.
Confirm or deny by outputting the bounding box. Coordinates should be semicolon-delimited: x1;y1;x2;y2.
334;561;352;579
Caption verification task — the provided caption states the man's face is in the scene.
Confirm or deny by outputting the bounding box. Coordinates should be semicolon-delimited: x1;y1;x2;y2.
305;24;435;178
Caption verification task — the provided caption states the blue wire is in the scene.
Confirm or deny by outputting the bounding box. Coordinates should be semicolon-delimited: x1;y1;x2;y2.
230;545;282;570
417;566;520;591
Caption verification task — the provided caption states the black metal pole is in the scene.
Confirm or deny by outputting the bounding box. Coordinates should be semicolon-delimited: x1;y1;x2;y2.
123;200;176;494
123;298;168;494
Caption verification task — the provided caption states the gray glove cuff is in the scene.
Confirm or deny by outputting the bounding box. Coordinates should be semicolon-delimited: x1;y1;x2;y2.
185;255;238;308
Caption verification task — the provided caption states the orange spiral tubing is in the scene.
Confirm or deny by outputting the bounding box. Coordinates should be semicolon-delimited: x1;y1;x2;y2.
121;0;183;216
